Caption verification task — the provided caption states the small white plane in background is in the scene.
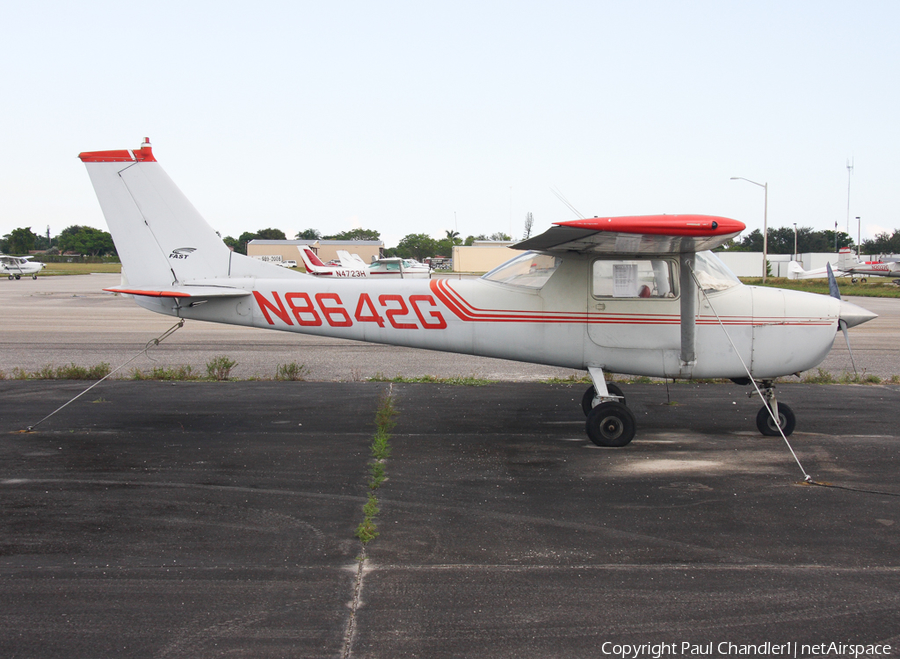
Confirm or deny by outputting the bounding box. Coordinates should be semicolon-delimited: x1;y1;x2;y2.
1;254;45;280
299;244;432;279
790;247;900;283
78;139;877;447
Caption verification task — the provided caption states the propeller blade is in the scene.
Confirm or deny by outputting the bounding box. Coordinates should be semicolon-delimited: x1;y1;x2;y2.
839;319;858;376
826;262;841;300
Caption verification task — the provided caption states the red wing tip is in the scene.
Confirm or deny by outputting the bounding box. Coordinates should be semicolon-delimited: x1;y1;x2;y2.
556;215;745;236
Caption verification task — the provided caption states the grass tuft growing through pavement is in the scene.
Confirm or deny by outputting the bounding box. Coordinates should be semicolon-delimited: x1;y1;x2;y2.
355;388;396;545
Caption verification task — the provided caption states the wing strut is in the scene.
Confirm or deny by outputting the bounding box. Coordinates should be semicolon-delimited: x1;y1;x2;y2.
679;253;696;366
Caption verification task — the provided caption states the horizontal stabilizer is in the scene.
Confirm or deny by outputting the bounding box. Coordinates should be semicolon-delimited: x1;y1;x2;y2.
104;285;251;299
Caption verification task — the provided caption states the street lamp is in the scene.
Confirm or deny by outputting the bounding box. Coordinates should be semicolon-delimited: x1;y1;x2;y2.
793;223;798;262
731;177;768;282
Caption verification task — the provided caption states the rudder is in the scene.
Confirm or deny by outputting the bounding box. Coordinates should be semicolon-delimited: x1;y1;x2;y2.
80;139;233;287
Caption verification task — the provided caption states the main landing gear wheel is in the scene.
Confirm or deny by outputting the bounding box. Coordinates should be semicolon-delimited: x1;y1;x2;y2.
586;401;636;447
581;383;626;416
756;403;796;437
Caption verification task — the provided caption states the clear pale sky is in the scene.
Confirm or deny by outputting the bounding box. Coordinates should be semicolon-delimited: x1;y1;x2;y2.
2;1;897;249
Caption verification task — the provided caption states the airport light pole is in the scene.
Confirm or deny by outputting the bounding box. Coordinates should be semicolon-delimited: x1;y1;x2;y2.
856;216;861;258
793;223;798;262
731;177;768;282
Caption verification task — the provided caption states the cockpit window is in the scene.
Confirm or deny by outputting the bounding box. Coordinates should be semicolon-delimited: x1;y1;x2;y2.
693;251;740;293
483;251;562;289
592;258;677;298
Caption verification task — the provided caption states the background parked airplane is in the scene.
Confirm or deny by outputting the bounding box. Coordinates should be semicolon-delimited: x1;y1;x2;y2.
790;247;900;283
1;254;45;280
300;245;432;279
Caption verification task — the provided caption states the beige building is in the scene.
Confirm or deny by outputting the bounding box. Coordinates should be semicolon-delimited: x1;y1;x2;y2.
247;240;384;268
452;241;523;273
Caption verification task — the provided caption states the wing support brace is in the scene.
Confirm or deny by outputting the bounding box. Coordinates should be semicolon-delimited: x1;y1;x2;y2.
679;253;696;366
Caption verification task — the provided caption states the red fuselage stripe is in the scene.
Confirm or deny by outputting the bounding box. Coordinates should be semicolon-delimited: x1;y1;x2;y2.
429;279;832;327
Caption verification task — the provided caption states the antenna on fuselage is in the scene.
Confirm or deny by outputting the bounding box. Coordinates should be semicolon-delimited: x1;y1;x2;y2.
550;186;584;219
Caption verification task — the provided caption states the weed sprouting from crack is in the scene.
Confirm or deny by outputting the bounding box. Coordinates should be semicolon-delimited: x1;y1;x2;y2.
355;386;396;545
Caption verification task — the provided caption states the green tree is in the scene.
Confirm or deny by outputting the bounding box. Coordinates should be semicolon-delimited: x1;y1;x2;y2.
322;228;381;241
720;227;853;254
391;233;437;261
861;230;900;255
57;226;115;256
296;228;321;240
4;227;39;254
255;228;287;240
228;228;287;255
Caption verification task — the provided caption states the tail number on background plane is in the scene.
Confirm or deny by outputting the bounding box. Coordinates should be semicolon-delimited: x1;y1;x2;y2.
253;291;447;330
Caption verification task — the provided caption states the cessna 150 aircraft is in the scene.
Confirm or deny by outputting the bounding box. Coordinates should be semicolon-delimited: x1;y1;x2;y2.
1;254;45;279
78;139;877;447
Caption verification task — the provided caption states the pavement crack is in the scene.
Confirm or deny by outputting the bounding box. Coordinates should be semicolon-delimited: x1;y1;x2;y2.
341;555;368;659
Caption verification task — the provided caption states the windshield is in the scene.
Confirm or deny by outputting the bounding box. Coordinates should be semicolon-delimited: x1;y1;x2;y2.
483;251;562;289
693;251;741;293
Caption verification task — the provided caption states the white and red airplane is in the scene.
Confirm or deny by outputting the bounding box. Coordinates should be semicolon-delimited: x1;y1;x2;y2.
78;139;877;447
299;244;432;279
790;247;900;283
297;245;368;278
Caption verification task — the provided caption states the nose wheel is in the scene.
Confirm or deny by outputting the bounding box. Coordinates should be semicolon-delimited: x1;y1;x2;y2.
753;380;796;437
756;402;796;436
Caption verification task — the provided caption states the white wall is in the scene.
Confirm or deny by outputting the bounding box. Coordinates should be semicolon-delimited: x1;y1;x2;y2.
717;252;844;278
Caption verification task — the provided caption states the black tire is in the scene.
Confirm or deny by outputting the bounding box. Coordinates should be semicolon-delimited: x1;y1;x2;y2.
586;401;636;447
14;274;21;280
860;278;867;283
581;383;626;416
756;403;796;437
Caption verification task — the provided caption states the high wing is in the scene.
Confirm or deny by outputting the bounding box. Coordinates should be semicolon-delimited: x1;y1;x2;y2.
515;215;745;254
516;214;745;367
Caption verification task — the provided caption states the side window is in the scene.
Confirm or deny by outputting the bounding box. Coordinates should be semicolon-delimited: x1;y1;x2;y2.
592;259;677;299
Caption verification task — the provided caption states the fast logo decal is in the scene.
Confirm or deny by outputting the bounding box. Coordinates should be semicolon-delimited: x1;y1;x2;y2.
169;247;196;260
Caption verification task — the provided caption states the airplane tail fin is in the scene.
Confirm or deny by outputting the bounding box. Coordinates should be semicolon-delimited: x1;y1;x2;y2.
79;138;292;288
336;249;367;269
297;245;329;273
787;261;805;280
837;247;856;270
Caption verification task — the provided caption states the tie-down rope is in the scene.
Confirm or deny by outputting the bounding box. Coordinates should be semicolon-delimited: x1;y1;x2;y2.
23;319;185;431
686;265;812;482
